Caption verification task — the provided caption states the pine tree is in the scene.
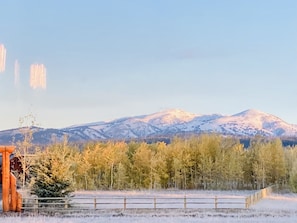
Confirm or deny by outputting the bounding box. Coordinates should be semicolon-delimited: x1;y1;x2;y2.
30;140;75;198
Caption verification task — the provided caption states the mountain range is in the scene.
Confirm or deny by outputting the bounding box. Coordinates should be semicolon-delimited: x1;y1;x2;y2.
1;109;297;145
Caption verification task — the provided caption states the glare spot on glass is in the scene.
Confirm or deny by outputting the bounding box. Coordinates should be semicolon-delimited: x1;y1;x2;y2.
30;64;47;89
0;44;6;73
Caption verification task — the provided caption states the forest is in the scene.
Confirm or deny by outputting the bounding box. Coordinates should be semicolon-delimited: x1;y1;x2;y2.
15;134;297;194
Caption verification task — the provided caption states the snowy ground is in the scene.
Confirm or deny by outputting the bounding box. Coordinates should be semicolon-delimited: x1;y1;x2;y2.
1;191;297;223
72;190;251;209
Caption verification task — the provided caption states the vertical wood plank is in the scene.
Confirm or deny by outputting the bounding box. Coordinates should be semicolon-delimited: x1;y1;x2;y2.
10;173;17;211
16;192;23;212
2;151;10;212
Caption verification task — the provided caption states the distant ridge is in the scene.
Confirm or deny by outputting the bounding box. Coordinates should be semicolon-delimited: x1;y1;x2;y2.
0;109;297;145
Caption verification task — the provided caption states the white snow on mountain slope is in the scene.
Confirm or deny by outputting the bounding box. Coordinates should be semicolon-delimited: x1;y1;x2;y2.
2;109;296;144
141;109;196;126
2;109;293;145
100;118;161;139
206;109;297;137
62;109;297;139
79;109;198;138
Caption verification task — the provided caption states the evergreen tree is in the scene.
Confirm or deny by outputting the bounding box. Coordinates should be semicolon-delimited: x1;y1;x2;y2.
30;140;75;197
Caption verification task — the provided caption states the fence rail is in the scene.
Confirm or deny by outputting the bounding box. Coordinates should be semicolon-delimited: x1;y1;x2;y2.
22;195;247;213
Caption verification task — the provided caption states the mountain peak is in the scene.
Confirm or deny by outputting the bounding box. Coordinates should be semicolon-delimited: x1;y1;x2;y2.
157;108;195;117
233;109;266;117
232;109;283;123
142;109;196;125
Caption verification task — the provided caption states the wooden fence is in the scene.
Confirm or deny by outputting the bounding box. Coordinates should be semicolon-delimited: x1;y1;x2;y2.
21;186;274;213
22;195;247;213
245;186;274;208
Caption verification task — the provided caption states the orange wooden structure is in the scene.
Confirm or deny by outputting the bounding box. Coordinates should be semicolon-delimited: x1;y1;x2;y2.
0;146;22;212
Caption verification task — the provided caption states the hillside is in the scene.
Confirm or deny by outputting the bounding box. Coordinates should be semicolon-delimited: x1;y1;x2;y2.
0;109;297;145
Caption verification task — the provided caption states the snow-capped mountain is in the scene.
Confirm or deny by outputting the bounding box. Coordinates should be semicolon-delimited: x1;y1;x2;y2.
0;109;297;145
199;109;297;137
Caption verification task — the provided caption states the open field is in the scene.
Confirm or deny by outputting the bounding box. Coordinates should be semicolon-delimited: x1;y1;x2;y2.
71;190;252;209
1;190;297;222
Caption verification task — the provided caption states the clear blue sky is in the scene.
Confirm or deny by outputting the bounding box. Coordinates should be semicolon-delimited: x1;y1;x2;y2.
0;0;296;130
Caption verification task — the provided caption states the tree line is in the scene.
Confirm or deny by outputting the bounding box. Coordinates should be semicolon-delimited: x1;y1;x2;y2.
15;134;297;195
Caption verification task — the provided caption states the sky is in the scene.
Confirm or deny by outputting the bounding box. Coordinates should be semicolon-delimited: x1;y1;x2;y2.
0;0;296;130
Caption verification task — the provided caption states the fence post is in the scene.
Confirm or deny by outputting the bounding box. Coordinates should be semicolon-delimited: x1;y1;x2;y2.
154;197;156;210
184;195;187;209
124;197;127;210
94;198;97;209
64;197;69;209
214;196;218;209
245;197;249;209
34;197;39;213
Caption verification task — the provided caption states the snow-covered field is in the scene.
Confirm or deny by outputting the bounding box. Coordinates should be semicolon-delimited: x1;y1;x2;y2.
72;190;251;209
1;191;297;223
